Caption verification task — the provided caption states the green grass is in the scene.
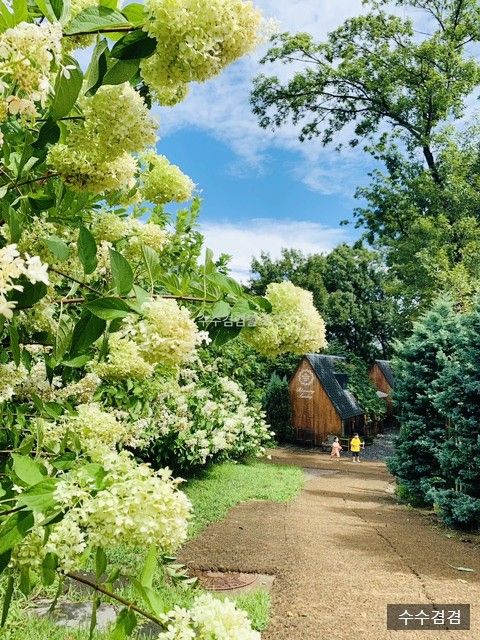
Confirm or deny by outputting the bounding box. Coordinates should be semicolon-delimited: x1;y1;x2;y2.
1;461;300;638
184;460;304;537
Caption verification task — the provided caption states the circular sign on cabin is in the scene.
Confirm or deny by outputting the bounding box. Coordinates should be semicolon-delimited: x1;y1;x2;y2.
299;368;314;386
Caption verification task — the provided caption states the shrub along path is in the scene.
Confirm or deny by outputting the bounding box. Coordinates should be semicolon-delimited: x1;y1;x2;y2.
179;450;480;639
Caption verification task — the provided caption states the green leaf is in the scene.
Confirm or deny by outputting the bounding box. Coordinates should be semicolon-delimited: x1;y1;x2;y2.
51;0;70;22
103;57;140;85
95;547;107;580
0;551;11;577
141;245;160;289
12;0;27;24
53;316;72;363
71;312;106;356
35;0;69;22
19;566;31;596
133;285;149;307
109;249;134;296
49;56;83;120
9;280;48;310
0;511;34;555
12;454;45;486
0;2;15;30
85;39;109;95
211;300;231;319
121;3;144;26
78;226;98;275
33;119;61;150
41;553;58;586
7;207;22;243
64;6;129;35
62;354;91;367
204;248;215;275
1;575;14;627
9;322;20;366
110;608;137;640
110;29;156;60
85;297;132;320
17;479;57;512
44;235;69;262
140;545;157;589
211;323;242;347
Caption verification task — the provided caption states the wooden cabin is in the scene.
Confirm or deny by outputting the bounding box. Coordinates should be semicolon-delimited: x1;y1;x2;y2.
369;359;394;423
289;354;365;446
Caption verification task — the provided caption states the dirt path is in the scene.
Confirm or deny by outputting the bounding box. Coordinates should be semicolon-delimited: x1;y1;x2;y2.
179;449;480;639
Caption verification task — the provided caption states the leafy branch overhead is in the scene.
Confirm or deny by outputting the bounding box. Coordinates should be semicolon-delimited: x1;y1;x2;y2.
251;0;480;183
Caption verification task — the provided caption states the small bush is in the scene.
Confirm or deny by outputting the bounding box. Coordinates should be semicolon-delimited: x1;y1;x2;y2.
263;373;292;442
429;489;480;531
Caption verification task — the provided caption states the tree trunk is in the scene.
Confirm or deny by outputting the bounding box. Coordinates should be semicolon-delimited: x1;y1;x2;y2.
423;145;441;185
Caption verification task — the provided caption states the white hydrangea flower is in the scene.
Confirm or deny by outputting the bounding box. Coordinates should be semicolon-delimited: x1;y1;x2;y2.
0;244;49;319
242;281;327;357
141;153;194;205
0;22;62;108
141;0;263;104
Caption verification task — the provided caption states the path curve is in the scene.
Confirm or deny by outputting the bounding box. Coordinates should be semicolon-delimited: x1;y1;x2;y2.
179;450;480;639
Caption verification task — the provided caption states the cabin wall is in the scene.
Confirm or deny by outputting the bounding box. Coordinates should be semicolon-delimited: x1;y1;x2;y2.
289;359;342;445
369;363;393;420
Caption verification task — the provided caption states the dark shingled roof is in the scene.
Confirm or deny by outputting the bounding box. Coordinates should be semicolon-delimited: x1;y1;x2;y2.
375;359;394;389
305;354;364;420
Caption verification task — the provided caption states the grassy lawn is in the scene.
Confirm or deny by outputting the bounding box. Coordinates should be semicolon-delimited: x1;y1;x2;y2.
184;459;304;537
1;460;303;638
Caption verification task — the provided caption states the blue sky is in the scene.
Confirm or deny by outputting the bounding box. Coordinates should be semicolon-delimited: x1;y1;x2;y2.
156;0;374;279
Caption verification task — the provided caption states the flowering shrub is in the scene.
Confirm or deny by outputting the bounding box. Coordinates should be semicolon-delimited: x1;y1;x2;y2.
158;593;261;639
0;1;318;636
138;357;273;472
242;281;328;356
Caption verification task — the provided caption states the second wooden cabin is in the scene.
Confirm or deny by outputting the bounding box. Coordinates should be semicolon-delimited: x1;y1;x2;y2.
289;354;364;446
369;359;394;423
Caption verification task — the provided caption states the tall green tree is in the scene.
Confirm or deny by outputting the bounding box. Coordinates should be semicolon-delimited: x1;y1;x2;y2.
388;298;460;504
251;0;479;183
431;300;480;529
355;127;480;314
251;0;480;312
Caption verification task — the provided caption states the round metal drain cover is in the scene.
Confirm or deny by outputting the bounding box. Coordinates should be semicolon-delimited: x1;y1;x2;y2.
193;571;258;591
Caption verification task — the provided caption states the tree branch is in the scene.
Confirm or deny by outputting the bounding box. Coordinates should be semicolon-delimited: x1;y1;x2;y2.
65;571;166;629
63;25;135;37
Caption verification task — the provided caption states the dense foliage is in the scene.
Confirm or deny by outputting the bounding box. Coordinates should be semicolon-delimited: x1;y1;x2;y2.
0;0;329;636
251;0;480;318
263;373;292;443
388;298;480;530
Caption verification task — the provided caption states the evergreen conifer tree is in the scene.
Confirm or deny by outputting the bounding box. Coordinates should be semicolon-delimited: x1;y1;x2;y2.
388;298;459;504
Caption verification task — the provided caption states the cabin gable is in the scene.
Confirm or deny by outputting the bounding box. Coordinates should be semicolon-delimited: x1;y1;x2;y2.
289;358;342;445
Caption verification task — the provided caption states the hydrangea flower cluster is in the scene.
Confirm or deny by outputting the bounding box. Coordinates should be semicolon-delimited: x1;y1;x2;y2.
48;83;157;193
96;300;206;380
42;402;140;459
141;0;263;105
141;153;195;205
0;363;28;403
0;244;49;319
158;593;260;639
141;361;272;469
91;211;168;258
242;281;327;357
0;22;61;119
13;450;192;572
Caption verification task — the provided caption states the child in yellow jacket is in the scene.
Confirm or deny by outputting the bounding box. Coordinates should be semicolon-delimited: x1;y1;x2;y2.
350;433;364;462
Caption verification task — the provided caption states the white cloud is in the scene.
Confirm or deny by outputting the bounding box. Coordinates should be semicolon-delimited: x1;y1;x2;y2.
201;218;352;281
157;0;367;196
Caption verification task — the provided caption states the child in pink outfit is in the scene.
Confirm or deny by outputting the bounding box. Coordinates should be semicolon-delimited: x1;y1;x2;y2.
330;436;343;459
